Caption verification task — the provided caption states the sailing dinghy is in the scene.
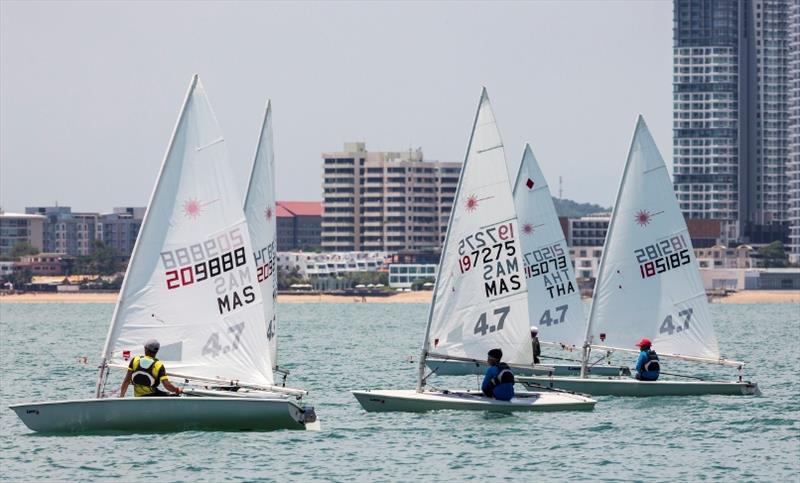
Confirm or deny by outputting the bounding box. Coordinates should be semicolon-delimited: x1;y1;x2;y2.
519;116;758;397
428;144;629;378
10;76;318;432
352;88;596;412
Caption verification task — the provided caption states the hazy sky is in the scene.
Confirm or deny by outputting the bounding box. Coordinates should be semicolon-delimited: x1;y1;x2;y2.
1;1;673;212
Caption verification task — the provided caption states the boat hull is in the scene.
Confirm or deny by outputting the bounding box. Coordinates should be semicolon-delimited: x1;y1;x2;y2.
351;389;596;413
9;396;315;433
426;358;629;377
519;376;759;396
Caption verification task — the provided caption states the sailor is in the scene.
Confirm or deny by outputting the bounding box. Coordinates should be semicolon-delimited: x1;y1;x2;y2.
119;339;182;397
530;326;541;364
634;338;660;381
481;348;515;401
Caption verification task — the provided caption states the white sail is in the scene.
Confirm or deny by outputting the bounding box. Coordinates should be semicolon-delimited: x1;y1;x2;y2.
99;75;275;387
244;101;278;371
423;88;532;366
513;144;585;348
586;116;719;359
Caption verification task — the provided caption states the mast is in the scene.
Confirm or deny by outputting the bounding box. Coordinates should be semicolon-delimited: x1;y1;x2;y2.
416;87;488;392
579;115;645;378
94;74;199;398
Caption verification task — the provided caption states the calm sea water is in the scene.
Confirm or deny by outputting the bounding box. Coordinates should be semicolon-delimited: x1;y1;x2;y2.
1;302;798;482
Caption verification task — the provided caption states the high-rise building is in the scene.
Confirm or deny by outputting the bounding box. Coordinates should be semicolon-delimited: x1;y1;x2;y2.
673;0;793;245
25;206;100;256
789;0;800;264
321;143;460;252
0;212;46;255
275;201;322;251
100;207;145;256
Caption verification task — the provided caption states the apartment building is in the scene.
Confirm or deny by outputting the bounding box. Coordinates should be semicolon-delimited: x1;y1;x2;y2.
673;0;795;246
321;143;460;252
0;212;46;255
276;201;322;251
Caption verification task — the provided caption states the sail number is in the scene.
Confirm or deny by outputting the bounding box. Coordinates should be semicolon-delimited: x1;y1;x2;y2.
202;321;245;357
635;234;691;279
457;222;515;258
161;228;245;269
659;309;693;335
458;241;516;273
525;255;567;278
539;305;568;327
639;250;691;279
473;306;510;336
254;241;277;283
166;247;247;289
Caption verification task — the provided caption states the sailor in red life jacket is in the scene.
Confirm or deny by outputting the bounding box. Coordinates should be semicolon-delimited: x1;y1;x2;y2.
119;339;182;397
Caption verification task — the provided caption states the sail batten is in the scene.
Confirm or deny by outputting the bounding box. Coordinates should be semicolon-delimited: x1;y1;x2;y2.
98;76;274;392
586;116;719;360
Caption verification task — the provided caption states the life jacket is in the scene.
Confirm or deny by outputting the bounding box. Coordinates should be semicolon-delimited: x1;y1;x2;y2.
130;355;163;388
642;350;660;373
490;362;515;387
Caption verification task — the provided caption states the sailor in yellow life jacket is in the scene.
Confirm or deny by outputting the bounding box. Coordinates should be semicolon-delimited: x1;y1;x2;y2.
119;339;182;397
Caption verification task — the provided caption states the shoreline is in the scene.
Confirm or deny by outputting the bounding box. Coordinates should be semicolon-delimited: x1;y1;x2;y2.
1;290;798;305
0;290;434;304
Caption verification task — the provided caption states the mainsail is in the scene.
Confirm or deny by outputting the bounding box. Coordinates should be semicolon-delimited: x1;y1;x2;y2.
421;88;532;375
513;144;585;348
98;75;275;390
585;116;719;359
244;101;279;371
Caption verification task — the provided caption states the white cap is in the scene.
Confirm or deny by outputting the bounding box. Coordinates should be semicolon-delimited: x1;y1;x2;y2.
530;326;538;333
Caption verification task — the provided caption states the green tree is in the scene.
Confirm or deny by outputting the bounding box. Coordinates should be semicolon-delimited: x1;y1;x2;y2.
8;242;39;259
411;276;436;291
277;266;308;290
74;241;123;275
758;241;788;268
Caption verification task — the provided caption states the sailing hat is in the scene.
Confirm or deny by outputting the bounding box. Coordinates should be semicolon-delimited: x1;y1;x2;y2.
144;339;160;352
635;338;652;348
530;326;539;334
487;348;503;360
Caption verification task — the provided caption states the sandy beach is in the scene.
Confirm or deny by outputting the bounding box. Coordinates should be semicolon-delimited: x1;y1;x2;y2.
709;290;800;305
1;290;798;305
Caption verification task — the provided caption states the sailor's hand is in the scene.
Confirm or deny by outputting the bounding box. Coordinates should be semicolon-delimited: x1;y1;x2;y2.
175;387;182;395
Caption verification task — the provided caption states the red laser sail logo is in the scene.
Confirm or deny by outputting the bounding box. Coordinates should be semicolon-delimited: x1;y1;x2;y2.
465;194;479;212
183;199;202;219
635;209;652;227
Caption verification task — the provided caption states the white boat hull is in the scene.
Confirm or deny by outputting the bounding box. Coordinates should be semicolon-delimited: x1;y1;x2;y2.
351;389;596;413
426;358;629;377
9;396;317;433
519;376;759;397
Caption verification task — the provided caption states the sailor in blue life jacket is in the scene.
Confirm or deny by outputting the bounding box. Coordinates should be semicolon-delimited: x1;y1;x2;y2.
634;338;660;381
119;339;183;397
481;348;515;401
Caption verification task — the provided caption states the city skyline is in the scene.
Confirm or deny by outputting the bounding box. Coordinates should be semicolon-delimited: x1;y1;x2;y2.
1;1;673;212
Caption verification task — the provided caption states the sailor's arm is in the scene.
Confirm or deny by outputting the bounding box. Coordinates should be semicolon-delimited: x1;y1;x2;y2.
161;376;182;395
119;371;132;398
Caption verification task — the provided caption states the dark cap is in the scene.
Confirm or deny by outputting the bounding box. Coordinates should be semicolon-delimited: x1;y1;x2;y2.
487;348;503;360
